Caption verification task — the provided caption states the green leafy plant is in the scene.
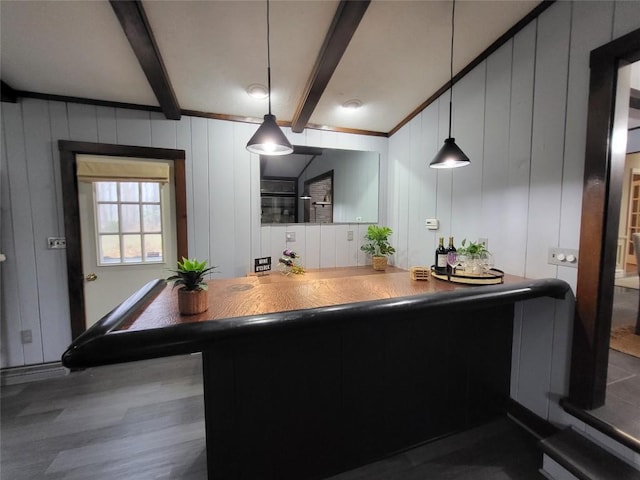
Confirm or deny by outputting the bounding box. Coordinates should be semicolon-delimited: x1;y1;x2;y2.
457;239;489;256
167;257;216;291
360;225;396;257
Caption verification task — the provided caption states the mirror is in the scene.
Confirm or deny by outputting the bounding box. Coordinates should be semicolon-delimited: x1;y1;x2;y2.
260;146;379;224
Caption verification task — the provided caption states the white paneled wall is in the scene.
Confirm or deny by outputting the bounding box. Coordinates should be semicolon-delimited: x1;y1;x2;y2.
385;0;639;468
0;102;388;368
1;10;640;468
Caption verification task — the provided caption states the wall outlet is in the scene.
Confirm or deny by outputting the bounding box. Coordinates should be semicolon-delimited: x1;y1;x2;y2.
347;230;354;241
285;232;296;242
425;219;439;230
21;330;33;344
548;248;579;267
47;237;66;249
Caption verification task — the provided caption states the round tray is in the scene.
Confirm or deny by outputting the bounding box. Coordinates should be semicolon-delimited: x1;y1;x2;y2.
430;266;504;285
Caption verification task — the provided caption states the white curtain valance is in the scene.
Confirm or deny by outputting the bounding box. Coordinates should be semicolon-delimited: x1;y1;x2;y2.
77;158;170;184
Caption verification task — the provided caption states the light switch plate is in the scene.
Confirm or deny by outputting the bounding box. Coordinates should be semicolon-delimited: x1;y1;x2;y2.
425;219;439;230
286;232;296;242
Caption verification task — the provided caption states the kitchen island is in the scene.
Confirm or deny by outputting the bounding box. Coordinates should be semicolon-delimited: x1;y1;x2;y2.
62;266;570;480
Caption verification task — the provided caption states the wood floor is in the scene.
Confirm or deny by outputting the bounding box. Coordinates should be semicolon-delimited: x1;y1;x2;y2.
1;353;545;480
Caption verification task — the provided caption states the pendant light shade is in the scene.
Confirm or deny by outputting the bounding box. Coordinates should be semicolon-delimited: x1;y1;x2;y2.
299;186;312;200
430;0;469;169
430;137;469;169
246;0;293;156
247;114;293;155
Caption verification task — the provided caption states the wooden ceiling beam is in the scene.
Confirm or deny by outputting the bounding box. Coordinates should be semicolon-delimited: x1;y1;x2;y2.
109;0;181;120
290;0;370;133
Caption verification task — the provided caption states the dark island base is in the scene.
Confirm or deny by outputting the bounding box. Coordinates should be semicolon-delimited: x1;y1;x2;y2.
202;304;514;480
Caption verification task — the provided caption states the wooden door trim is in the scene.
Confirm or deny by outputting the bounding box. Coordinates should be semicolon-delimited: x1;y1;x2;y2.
58;141;187;340
571;28;640;409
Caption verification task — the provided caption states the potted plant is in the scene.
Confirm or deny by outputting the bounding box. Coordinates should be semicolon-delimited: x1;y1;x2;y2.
167;257;216;315
360;225;396;271
456;239;492;274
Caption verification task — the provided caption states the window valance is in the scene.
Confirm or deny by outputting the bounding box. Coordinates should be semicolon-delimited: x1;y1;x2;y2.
77;157;170;184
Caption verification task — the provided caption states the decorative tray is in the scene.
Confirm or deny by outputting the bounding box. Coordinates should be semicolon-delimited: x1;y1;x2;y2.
430;266;505;285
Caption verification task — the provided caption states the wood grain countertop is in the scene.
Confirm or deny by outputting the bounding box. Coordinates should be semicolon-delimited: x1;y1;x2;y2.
120;266;526;332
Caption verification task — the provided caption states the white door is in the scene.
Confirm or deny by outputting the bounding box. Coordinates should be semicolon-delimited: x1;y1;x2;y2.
78;158;177;328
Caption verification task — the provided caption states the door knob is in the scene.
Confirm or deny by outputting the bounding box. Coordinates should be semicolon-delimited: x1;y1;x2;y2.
85;272;98;282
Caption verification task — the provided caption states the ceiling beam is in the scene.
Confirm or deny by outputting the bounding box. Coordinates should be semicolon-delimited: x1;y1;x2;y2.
109;0;181;120
290;0;370;133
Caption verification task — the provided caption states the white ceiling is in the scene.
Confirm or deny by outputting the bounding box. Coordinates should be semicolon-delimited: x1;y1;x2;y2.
1;0;547;134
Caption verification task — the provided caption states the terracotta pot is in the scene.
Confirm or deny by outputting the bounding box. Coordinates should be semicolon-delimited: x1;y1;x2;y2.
372;256;388;271
178;288;208;315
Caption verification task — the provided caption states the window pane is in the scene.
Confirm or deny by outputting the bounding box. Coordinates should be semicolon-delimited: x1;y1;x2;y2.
144;234;163;262
142;204;161;232
121;205;140;233
95;182;117;202
97;204;119;233
120;182;139;202
141;182;160;203
99;235;121;264
122;234;142;263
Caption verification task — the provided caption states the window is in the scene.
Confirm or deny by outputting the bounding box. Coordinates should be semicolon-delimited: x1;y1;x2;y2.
93;181;164;265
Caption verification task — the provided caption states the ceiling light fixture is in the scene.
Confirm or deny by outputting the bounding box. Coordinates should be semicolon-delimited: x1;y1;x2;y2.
430;0;470;169
299;187;312;200
246;83;269;99
246;0;293;156
341;99;362;110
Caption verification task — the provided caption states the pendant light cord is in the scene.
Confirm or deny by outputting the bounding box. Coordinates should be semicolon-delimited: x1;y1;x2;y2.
448;0;455;138
266;0;272;115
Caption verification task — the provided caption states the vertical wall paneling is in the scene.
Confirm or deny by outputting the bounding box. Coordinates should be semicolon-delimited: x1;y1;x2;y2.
150;112;177;149
371;135;389;226
333;224;350;267
525;1;571;279
115;109;151;147
0;105;25;367
450;62;486;242
48;101;71;235
22;99;71;362
612;0;640;39
515;297;556;418
481;41;513;265
305;225;321;269
504;22;536;277
233;123;254;277
406;115;426;268
386;131;402;267
96;106;117;144
176;116;193;256
2;103;44;365
417;103;440;265
208;120;235;277
67;103;98;142
557;1;615;291
189;117;210;263
319;224;337;268
395;118;413;269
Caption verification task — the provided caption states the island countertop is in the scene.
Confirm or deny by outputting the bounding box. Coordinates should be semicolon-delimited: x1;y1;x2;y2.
62;266;569;368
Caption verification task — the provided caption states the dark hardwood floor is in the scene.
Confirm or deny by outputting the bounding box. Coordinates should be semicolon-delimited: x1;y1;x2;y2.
1;353;545;480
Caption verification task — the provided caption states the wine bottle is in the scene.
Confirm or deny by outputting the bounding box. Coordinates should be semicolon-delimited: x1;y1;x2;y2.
447;237;456;275
435;237;447;274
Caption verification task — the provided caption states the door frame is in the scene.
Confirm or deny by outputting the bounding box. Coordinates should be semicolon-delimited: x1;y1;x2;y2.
58;141;187;340
571;28;640;409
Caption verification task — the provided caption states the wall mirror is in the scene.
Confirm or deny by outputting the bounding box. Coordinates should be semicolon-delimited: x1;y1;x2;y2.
260;146;379;224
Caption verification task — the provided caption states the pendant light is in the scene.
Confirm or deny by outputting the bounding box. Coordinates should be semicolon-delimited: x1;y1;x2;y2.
246;0;293;156
430;0;469;169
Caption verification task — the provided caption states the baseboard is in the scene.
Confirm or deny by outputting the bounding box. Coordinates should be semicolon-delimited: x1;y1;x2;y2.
1;362;68;385
507;398;560;440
